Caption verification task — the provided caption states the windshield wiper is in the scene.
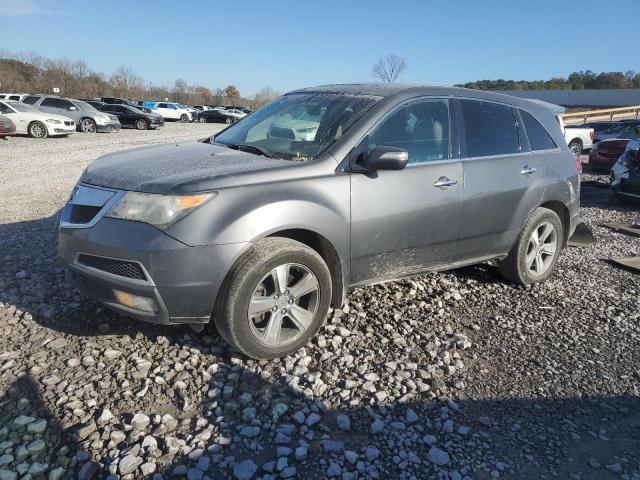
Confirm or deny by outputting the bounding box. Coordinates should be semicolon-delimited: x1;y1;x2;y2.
226;143;275;159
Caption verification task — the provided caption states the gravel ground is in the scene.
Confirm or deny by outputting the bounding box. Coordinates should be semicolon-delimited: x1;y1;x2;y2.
0;129;639;480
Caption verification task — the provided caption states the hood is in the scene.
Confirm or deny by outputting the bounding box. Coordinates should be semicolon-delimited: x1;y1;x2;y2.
80;142;295;194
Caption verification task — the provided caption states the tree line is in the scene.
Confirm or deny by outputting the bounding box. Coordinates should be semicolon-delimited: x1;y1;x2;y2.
0;51;280;107
459;70;640;91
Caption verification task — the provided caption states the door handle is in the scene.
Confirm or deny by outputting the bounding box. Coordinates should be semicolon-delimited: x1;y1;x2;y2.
521;166;538;175
433;177;458;188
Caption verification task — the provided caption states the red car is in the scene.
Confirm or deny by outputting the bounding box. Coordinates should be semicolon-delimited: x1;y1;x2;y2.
589;138;630;171
0;114;16;139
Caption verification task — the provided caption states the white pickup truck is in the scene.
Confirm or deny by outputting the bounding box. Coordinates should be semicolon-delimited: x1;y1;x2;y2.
525;99;594;155
561;121;594;156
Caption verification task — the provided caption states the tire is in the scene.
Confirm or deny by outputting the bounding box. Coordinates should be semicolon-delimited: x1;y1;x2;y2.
198;116;207;123
498;207;563;285
568;140;582;156
180;114;189;123
28;121;48;139
80;118;96;133
225;117;233;124
135;119;148;130
214;237;332;359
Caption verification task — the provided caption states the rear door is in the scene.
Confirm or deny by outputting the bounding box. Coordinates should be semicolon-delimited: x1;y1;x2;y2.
349;97;464;285
454;99;544;261
116;106;134;126
39;97;74;117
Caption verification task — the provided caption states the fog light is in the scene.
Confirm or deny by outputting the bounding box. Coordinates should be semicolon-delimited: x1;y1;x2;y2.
112;289;157;313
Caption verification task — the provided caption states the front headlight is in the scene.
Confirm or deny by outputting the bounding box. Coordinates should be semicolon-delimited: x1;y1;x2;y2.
46;119;61;124
106;192;215;228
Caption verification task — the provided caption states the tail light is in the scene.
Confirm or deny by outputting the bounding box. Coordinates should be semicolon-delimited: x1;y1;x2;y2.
589;131;594;141
575;157;583;174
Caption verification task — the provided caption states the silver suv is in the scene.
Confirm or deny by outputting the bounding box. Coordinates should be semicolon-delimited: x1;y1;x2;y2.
22;95;121;133
59;84;580;359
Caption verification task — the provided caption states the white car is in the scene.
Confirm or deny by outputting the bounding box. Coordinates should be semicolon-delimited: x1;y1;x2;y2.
0;100;76;138
225;108;248;119
153;102;192;122
0;93;30;102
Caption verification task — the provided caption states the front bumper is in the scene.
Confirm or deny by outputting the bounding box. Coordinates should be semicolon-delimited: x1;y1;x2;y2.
96;123;121;133
59;217;249;325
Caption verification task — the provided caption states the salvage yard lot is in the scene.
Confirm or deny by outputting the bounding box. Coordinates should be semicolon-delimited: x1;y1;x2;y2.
0;125;639;479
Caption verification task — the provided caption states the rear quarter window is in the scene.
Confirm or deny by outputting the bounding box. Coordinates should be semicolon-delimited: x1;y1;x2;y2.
460;99;520;157
520;110;557;151
22;96;40;105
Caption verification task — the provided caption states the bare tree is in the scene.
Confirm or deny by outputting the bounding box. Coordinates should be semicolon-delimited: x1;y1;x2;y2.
372;54;407;83
253;86;280;108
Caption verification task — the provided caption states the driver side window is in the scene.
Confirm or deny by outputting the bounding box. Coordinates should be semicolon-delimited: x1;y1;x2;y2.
368;98;451;164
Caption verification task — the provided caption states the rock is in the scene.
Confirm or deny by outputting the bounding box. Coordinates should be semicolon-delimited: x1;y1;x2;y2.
370;419;385;434
97;408;115;426
405;408;420;423
272;403;288;423
336;413;350;431
77;421;97;440
187;468;204;480
326;462;342;478
0;470;17;480
240;426;260;438
27;419;47;434
45;338;67;350
422;434;437;445
233;459;257;480
78;461;99;480
365;447;380;461
280;466;296;478
29;462;49;476
131;413;150;430
305;413;321;427
295;446;307;461
48;468;64;480
426;446;450;466
119;455;143;475
344;451;359;464
606;463;622;473
103;349;122;360
321;439;344;454
13;415;35;428
27;439;46;456
141;463;156;476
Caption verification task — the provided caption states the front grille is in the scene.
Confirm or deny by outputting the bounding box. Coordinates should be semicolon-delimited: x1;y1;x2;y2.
77;254;147;280
69;205;102;224
64;121;74;126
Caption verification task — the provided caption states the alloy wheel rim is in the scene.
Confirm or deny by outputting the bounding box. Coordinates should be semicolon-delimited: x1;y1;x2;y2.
31;123;45;137
526;221;557;276
248;263;320;347
137;120;146;129
82;120;95;132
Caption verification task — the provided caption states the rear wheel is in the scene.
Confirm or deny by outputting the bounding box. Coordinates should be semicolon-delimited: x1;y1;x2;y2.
569;140;582;156
498;207;563;285
135;119;148;130
214;238;332;359
28;121;48;138
80;118;96;133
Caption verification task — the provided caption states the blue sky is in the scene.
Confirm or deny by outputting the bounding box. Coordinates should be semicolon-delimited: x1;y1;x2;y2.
1;0;638;97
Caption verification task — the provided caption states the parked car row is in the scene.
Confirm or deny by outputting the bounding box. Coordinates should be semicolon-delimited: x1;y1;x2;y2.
587;120;640;171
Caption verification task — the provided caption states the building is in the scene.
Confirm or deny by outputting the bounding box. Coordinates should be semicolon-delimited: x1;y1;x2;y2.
496;89;640;109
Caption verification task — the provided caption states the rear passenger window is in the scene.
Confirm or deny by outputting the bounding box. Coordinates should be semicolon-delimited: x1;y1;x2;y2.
158;103;167;108
368;98;451;164
461;100;519;157
22;96;40;105
520;110;557;151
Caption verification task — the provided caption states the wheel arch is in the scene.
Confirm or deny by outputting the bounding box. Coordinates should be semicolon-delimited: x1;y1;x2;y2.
27;120;48;136
539;200;570;247
266;228;346;308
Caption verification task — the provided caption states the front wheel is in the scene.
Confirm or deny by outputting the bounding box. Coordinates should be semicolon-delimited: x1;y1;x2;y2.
80;118;96;133
198;116;207;123
498;207;563;285
180;114;189;123
214;238;332;359
135;119;148;130
225;117;233;124
28;121;48;138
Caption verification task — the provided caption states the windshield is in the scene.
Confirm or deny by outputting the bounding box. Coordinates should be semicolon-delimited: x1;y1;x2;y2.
8;102;37;112
74;100;99;113
213;92;381;160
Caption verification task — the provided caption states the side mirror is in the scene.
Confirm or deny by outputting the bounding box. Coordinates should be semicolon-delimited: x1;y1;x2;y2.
359;146;409;171
68;106;78;111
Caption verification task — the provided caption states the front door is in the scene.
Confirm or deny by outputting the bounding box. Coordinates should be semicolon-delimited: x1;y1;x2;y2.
349;98;463;285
